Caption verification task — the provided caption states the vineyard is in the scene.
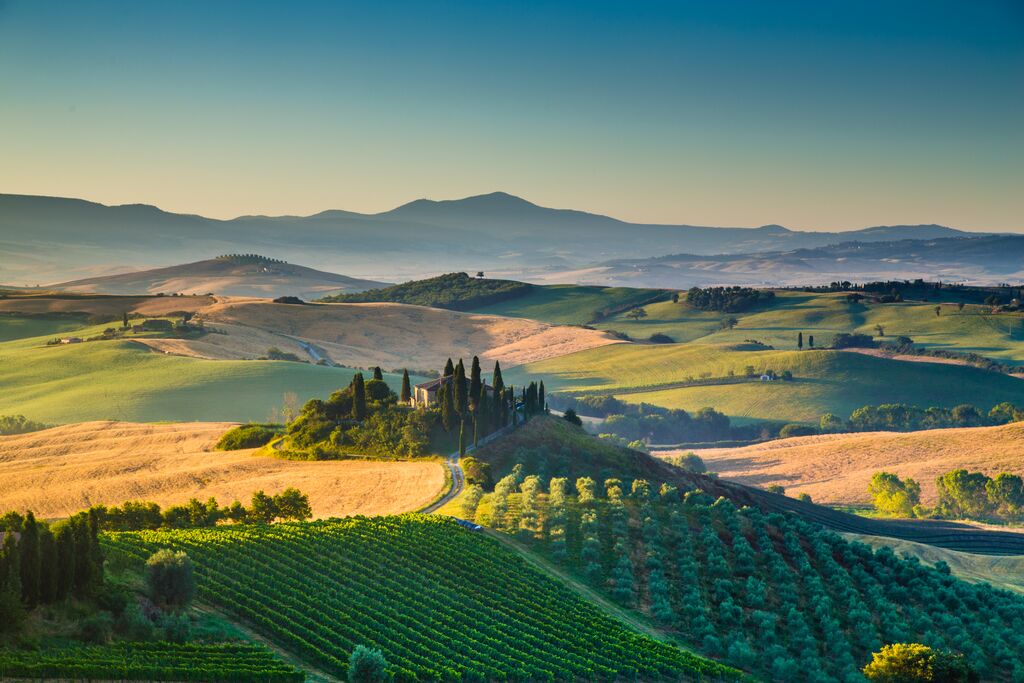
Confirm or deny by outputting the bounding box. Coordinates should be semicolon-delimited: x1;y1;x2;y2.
462;475;1024;682
104;515;742;681
0;642;302;681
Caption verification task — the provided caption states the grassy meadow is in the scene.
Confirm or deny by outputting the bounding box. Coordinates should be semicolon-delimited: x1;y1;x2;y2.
472;284;664;325
0;314;88;342
508;343;1024;424
0;323;413;423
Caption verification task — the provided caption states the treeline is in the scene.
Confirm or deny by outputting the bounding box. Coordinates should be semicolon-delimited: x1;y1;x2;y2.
820;401;1024;434
0;414;47;436
548;394;773;445
0;510;102;628
685;286;775;312
215;254;287;265
870;469;1024;523
320;272;533;310
90;489;311;531
801;278;1024;305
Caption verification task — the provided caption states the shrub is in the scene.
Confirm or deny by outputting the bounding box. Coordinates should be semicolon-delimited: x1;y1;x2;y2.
562;409;583;427
779;423;816;439
832;333;876;349
78;611;114;644
215;424;279;450
863;643;977;682
349;644;390;682
145;550;196;610
868;472;921;517
648;333;674;344
666;452;706;474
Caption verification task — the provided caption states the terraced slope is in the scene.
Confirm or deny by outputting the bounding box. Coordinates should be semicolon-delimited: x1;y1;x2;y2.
508;344;1024;423
105;516;741;681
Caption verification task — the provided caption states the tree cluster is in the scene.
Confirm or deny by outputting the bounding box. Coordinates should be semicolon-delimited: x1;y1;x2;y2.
685;286;775;312
88;488;312;530
321;272;533;310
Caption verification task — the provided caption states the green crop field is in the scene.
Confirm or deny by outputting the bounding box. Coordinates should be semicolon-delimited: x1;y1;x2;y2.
508;343;1024;423
0;643;302;682
472;284;665;325
104;515;740;682
0;314;87;342
461;475;1024;681
0;327;411;424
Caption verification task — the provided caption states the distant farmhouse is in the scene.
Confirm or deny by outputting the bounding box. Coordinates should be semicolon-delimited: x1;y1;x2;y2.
412;376;493;408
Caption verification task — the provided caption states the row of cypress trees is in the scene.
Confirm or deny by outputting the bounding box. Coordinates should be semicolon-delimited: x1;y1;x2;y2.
0;509;103;627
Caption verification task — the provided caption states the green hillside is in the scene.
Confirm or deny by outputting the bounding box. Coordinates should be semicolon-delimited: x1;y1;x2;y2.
472;284;665;325
0;314;86;342
507;344;1024;423
597;290;1024;362
105;515;740;681
459;474;1024;682
0;327;411;423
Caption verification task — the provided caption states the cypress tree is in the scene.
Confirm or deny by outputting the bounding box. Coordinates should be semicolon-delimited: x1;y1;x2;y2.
400;370;411;404
122;311;129;329
476;388;488;439
443;358;455;377
54;524;75;600
538;381;546;413
454;362;468;415
39;527;58;604
441;382;456;432
1;533;21;612
809;334;814;348
372;366;383;381
469;356;482;410
509;386;518;426
458;419;466;456
72;516;93;597
19;512;40;606
798;332;803;350
351;373;367;421
492;361;504;394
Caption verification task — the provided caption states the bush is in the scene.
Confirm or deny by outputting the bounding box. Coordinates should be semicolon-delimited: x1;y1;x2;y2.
832;333;876;349
145;550;196;610
666;452;706;474
0;414;48;436
161;611;192;643
779;423;816;439
215;424;279;450
78;611;114;644
349;644;390;682
648;333;674;344
562;409;583;427
863;643;977;682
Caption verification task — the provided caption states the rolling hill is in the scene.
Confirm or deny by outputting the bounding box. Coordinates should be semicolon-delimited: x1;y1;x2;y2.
0;191;989;286
674;421;1024;506
53;255;387;299
0;421;446;519
507;343;1024;423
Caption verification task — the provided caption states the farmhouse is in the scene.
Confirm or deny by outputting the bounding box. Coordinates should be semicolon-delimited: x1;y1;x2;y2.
413;376;493;408
59;337;82;344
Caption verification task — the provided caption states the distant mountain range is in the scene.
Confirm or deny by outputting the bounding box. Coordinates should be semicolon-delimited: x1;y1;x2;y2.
0;191;1013;287
53;256;388;299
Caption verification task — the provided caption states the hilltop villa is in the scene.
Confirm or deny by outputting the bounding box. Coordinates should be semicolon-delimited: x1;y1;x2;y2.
412;376;493;408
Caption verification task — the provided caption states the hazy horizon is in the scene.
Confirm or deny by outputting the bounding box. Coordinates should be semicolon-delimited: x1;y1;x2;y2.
1;0;1022;230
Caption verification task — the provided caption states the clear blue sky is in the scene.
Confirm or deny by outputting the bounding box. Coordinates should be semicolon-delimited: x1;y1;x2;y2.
1;0;1021;230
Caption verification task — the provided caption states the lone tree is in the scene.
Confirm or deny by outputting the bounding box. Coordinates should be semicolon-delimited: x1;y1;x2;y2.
863;643;977;682
875;324;885;337
626;307;648;321
935;305;942;316
122;312;129;329
145;550;195;611
400;370;411;404
348;645;390;682
351;373;367;421
562;409;583;426
797;332;803;350
372;366;383;381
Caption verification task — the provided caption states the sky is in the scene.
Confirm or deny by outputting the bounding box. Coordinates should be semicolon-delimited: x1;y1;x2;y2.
0;0;1022;231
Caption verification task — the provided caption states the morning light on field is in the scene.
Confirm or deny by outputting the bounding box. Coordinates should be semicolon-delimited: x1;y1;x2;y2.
1;1;1022;681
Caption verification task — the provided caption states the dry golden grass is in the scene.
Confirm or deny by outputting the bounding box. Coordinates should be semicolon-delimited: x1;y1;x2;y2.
659;422;1024;505
0;421;446;520
195;298;621;369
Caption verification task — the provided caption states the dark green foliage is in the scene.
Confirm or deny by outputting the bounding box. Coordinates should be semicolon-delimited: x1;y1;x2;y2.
443;358;454;377
686;286;775;312
349;645;390;682
18;512;40;606
842;401;1023;433
351;373;367;421
831;333;876;349
400;369;411;403
77;611;115;644
469;356;482;410
778;423;816;438
664;451;706;473
264;346;303;362
491;360;504;394
145;549;196;610
372;366;384;381
0;414;47;436
0;642;303;681
648;332;674;343
321;272;534;310
453;360;468;414
215;423;280;450
440;382;455;432
562;409;583;426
